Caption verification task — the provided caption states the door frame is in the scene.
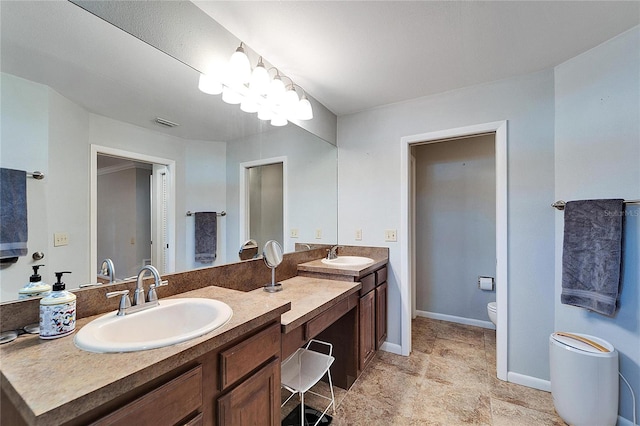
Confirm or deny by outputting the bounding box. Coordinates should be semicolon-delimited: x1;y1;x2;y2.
239;156;288;252
90;145;176;279
400;121;508;381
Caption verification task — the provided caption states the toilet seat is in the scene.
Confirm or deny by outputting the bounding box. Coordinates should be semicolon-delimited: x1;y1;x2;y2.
488;302;497;312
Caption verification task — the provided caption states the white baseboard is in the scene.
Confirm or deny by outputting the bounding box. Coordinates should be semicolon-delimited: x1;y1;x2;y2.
416;310;496;330
507;371;551;392
380;341;402;355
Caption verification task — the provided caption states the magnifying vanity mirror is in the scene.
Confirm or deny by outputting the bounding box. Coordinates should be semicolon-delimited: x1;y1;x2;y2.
262;240;284;292
0;1;337;302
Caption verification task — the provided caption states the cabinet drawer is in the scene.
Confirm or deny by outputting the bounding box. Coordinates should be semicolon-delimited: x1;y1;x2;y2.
375;266;388;285
220;322;280;391
305;293;357;340
91;365;202;426
360;273;375;295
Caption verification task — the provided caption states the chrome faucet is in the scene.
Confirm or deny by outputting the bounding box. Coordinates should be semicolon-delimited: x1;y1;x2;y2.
106;265;168;316
134;265;166;306
100;258;115;283
327;245;339;260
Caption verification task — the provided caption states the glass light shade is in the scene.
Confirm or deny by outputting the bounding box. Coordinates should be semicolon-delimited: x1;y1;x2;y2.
267;76;286;105
283;87;300;116
270;114;288;127
240;96;259;113
229;45;251;83
222;86;243;105
198;73;223;95
249;64;270;95
257;106;272;121
297;96;313;120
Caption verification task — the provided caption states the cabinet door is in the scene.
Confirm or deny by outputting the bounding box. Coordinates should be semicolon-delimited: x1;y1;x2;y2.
376;282;388;349
218;358;280;426
359;290;376;370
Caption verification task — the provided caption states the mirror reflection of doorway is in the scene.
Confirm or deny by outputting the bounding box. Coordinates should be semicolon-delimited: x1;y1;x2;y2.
97;155;152;280
92;147;174;281
248;162;284;250
239;159;285;253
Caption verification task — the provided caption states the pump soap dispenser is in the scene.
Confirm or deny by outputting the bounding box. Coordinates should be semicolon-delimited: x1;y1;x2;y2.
18;264;51;299
39;271;76;339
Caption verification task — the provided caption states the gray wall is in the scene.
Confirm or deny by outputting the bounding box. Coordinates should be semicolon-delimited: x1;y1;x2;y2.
249;163;284;249
554;26;639;423
413;135;496;322
97;166;151;280
338;68;556;381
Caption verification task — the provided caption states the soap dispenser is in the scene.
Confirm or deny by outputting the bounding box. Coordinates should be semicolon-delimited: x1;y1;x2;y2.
18;264;51;299
39;271;76;339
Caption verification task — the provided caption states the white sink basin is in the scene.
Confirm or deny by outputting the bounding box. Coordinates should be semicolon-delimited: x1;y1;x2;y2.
74;298;233;353
321;256;375;268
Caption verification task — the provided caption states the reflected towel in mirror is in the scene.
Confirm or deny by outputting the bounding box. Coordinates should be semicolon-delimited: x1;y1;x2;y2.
0;168;28;262
195;212;217;263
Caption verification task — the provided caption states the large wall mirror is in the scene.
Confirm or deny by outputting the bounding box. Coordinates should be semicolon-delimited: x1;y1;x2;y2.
0;1;337;302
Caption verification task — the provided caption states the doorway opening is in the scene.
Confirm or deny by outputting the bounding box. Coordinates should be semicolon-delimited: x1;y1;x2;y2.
239;157;287;253
411;134;496;326
90;145;175;281
401;121;508;381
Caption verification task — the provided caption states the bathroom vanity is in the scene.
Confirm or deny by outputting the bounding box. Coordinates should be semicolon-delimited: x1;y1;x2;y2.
0;286;290;425
298;247;389;375
0;246;389;425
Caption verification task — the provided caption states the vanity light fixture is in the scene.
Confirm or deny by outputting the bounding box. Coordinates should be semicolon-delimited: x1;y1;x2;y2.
198;42;313;126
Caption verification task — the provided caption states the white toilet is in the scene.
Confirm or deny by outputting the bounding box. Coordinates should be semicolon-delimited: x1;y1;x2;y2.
487;302;497;326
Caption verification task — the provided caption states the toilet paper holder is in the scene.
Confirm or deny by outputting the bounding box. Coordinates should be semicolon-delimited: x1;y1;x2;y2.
478;276;495;291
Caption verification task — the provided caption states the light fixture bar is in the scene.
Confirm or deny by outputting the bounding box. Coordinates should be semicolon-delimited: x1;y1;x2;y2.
198;42;313;126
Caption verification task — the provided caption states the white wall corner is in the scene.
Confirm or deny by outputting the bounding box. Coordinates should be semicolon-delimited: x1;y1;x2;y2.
507;371;551;392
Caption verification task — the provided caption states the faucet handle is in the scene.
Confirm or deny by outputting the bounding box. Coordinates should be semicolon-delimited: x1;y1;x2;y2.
147;280;168;303
106;290;131;316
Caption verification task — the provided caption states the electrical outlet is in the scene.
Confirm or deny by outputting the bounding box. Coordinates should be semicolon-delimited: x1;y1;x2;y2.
54;232;69;247
315;229;322;239
290;228;299;238
355;229;363;240
384;229;397;242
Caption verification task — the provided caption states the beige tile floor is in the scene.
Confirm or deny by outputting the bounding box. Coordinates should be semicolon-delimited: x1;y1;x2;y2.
282;317;566;425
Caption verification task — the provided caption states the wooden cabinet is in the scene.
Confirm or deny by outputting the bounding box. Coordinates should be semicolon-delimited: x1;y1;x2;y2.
91;366;203;426
217;359;280;426
376;281;388;349
358;289;376;370
66;321;282;426
358;265;388;371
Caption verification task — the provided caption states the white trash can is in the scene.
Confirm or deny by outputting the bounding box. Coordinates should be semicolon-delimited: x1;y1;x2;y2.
549;332;619;426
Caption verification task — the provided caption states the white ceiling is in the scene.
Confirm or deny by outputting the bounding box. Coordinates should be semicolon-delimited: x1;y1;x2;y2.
194;1;640;116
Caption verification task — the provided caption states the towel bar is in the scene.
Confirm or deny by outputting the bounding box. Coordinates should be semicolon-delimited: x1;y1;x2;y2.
27;171;45;180
186;211;226;217
552;199;640;211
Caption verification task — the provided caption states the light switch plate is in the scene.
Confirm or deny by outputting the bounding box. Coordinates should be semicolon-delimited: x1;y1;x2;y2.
355;229;363;240
384;229;397;242
315;229;322;239
54;232;69;247
290;228;299;238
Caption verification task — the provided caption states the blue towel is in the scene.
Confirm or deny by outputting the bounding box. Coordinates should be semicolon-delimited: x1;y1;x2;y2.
561;199;624;316
0;168;28;261
195;212;217;263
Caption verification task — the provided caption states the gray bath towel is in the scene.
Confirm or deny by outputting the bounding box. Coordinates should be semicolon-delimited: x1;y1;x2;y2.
0;168;28;261
561;199;624;316
195;212;217;263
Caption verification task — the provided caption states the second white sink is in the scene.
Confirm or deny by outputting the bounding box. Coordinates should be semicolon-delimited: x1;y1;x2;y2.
321;256;375;268
74;298;233;353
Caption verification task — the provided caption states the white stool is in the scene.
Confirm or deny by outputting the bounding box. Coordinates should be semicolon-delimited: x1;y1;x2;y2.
281;339;336;426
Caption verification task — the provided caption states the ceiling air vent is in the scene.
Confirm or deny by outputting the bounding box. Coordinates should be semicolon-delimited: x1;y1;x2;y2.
155;117;179;128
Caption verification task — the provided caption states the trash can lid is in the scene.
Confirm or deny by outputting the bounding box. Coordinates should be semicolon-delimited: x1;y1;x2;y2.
551;332;614;353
